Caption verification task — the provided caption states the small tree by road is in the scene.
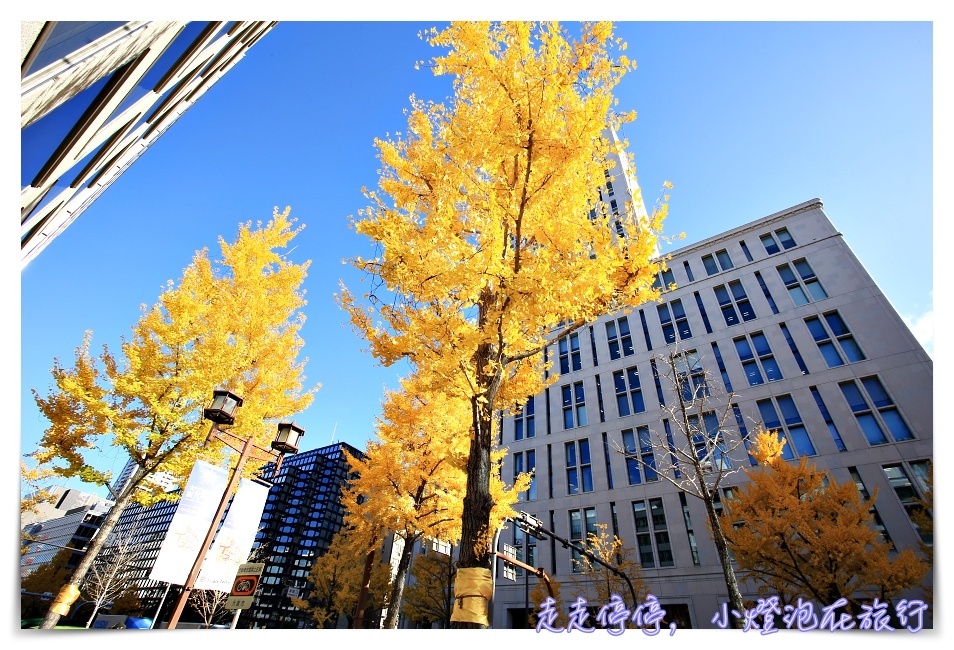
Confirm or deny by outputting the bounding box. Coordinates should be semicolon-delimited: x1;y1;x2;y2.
30;210;317;628
80;515;147;627
614;345;750;627
722;431;928;611
402;545;456;628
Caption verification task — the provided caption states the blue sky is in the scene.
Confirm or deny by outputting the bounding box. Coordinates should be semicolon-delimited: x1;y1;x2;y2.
17;20;937;502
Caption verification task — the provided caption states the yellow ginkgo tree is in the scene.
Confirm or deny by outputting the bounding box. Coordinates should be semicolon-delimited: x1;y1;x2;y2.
342;371;530;628
30;208;318;628
722;431;928;611
338;21;666;626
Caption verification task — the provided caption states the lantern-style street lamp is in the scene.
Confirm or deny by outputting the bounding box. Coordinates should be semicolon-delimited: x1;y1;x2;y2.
165;390;304;629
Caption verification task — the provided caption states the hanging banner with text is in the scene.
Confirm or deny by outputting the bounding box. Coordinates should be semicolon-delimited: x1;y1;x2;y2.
148;460;228;585
195;477;270;592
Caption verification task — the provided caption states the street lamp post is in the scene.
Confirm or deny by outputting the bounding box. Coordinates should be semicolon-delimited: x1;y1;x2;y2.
513;511;639;612
165;390;304;630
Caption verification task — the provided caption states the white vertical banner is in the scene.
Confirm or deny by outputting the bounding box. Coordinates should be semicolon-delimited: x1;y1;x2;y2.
149;460;229;585
194;477;270;592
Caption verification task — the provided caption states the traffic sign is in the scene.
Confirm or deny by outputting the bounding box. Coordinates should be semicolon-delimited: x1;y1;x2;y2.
225;562;265;610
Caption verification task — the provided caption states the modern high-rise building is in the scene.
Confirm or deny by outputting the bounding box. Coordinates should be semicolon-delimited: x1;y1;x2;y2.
494;197;933;629
244;442;364;629
20;21;277;268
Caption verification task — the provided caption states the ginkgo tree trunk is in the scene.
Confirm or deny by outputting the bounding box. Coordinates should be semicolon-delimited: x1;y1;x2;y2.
342;372;529;628
31;208;318;629
339;21;666;628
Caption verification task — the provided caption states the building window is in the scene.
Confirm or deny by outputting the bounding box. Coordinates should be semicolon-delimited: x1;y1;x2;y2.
812;312;866;370
778;258;828;306
547;445;553;499
734;331;783;386
595;374;606;422
658;299;692;343
754;270;779;315
910;460;931;494
732;404;757;465
688;411;732;470
716;249;734;271
739;240;754;263
605;317;634;360
847;467;894;547
756;395;816;457
702;248;733;276
683;260;695;282
622;426;657;484
588;325;599;367
711;342;733;392
840;376;913;444
601;432;614;490
632;498;674;568
565;439;593;494
514;451;525;501
613;366;646;417
562;382;588;429
663;419;682;478
678;492;701;565
639;310;653;351
674;349;708;402
653;267;676;292
569;507;598;572
809;386;846;451
650;358;666;407
714;280;756;326
514;451;537;501
760;227;796;255
882;464;932;545
693;292;713;334
779;322;809;374
514;397;535;441
559;332;582;374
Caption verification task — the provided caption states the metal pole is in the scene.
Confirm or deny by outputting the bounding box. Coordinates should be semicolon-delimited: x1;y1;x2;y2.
515;512;639;610
149;583;171;629
230;608;242;629
488;527;501;628
166;437;254;629
524;561;529;629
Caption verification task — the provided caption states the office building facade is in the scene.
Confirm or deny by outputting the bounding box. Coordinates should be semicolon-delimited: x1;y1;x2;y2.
244;442;364;629
21;503;111;578
494;198;933;629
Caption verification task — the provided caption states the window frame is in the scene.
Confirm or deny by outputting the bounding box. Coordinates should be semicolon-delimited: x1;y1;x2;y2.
777;258;828;306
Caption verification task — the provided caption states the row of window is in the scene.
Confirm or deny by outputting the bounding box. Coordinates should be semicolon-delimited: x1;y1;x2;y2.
540;319;873;425
557;263;830;376
657;226;798;293
515;374;916;500
517;455;928;575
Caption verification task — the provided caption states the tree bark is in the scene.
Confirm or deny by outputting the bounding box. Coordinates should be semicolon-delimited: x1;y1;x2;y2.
702;485;746;629
353;530;379;629
383;535;416;628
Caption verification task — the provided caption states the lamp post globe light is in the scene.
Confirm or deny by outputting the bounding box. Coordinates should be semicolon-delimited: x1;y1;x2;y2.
165;390;304;629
